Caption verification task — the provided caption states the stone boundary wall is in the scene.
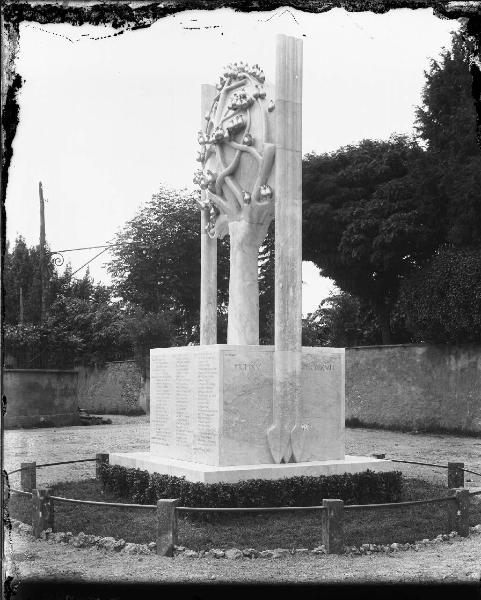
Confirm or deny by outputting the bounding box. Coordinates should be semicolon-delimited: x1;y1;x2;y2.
76;360;148;415
3;369;81;428
345;344;481;434
72;344;480;432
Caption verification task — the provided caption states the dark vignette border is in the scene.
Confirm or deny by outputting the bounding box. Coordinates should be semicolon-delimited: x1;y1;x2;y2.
1;1;481;598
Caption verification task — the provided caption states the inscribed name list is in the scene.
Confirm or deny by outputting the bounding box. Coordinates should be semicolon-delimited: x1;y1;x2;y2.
150;349;219;464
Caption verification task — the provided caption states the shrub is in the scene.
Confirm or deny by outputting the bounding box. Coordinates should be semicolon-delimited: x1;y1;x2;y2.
99;464;403;508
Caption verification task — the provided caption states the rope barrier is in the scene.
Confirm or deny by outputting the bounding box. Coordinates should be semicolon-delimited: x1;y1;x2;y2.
7;458;96;476
36;459;97;468
9;488;33;497
389;458;481;479
49;495;156;509
6;457;481;514
390;458;448;469
177;505;326;513
462;468;481;478
344;495;456;510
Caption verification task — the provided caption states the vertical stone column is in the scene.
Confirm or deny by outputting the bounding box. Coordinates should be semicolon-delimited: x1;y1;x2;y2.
268;35;303;464
200;84;218;345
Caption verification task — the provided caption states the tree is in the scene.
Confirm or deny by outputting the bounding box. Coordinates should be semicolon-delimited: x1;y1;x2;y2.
108;185;230;343
3;236;115;326
124;307;177;376
399;247;481;343
302;29;481;345
108;183;276;344
302;291;384;348
3;236;55;324
302;136;440;343
415;30;481;248
3;238;135;367
193;62;276;345
45;294;133;366
394;30;481;344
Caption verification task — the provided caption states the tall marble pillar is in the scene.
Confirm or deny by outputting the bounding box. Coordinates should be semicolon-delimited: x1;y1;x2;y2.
200;84;218;345
268;35;303;463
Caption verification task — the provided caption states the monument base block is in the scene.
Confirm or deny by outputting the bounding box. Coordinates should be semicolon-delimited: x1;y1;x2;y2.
109;451;394;484
149;345;346;466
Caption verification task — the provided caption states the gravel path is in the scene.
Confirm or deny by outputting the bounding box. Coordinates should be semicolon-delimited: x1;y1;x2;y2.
4;418;481;583
5;415;150;487
5;416;481;488
5;530;481;584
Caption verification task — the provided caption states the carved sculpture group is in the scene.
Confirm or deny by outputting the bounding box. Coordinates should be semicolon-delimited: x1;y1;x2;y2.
193;61;276;242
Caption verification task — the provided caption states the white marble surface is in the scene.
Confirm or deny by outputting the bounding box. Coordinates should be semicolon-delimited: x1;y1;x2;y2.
271;34;304;464
150;347;220;465
109;451;393;484
149;345;345;468
301;347;345;461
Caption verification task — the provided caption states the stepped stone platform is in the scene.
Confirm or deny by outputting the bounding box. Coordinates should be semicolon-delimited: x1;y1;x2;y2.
108;345;393;483
109;452;393;484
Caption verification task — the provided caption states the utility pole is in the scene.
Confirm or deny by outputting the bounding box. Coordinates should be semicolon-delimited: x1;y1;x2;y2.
39;181;47;322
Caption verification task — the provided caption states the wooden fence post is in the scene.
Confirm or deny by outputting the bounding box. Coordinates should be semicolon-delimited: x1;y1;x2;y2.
32;488;54;538
156;499;179;557
447;488;470;537
322;499;344;554
96;453;109;480
21;462;36;492
447;462;464;489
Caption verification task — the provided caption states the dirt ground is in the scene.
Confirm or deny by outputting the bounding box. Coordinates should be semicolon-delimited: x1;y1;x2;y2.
4;417;481;584
4;530;481;584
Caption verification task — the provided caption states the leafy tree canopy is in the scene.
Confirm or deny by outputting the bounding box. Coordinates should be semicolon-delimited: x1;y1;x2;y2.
108;185;230;342
415;30;481;248
302;29;480;345
399;247;481;344
302;136;441;343
3;235;113;325
3;237;133;366
107;184;275;343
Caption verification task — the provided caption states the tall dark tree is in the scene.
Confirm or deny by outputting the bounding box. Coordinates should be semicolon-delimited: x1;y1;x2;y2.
399;247;481;343
4;238;114;326
415;30;481;248
302;136;440;343
3;236;55;324
396;30;481;343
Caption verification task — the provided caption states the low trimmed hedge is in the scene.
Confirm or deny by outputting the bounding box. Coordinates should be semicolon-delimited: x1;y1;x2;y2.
99;464;403;508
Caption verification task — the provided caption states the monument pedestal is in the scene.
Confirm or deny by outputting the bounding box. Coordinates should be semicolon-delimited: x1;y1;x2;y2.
109;452;393;484
108;345;394;482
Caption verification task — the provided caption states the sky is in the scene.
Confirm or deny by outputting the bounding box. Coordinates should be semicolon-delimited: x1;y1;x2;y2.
5;7;459;315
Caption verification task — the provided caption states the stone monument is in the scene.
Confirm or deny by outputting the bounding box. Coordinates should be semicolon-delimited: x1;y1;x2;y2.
110;35;392;482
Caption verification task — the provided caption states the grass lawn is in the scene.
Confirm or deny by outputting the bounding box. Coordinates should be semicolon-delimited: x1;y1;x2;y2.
8;477;481;550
